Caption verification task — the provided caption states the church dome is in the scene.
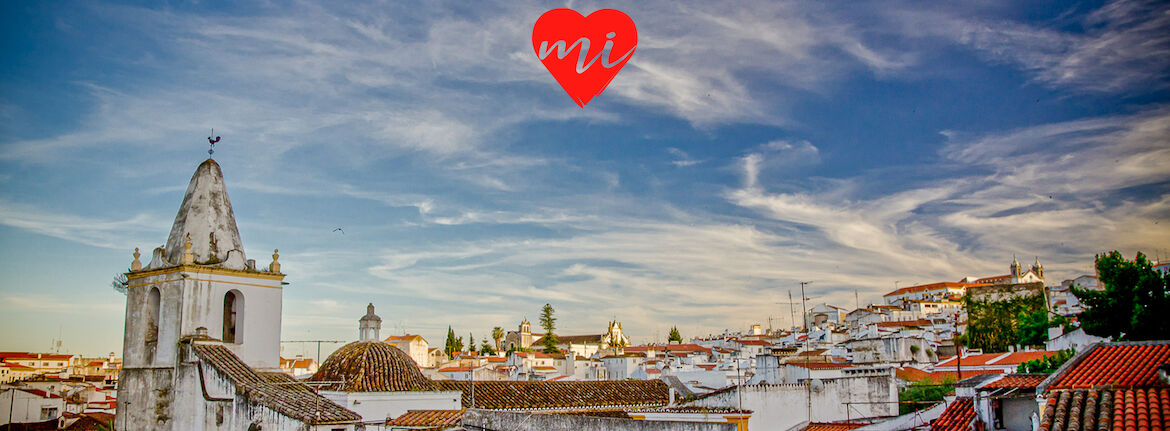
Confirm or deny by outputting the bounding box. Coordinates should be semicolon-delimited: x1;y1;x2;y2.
310;341;437;392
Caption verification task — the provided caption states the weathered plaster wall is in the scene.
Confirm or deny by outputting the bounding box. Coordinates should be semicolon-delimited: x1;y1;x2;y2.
690;377;897;431
322;390;461;422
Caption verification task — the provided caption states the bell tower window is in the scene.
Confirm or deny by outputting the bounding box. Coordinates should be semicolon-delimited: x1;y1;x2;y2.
223;290;243;343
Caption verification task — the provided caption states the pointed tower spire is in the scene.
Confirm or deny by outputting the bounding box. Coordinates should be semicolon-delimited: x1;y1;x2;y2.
164;159;246;269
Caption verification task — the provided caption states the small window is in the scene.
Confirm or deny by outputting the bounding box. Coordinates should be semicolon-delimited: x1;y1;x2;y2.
40;407;58;420
223;290;243;343
146;287;161;343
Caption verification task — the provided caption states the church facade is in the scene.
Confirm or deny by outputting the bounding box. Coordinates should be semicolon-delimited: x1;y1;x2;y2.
503;319;630;357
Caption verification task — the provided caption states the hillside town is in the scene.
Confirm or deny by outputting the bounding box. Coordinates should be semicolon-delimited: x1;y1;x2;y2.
1;158;1166;431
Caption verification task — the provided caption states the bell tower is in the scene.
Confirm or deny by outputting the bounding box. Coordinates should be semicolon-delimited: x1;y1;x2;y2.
117;159;286;429
359;303;382;341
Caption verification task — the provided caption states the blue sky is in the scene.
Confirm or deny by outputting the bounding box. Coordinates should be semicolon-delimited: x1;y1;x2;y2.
1;0;1168;358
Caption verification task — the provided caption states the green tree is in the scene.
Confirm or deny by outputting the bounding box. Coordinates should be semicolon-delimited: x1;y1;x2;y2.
899;378;955;415
668;326;682;343
479;338;496;356
491;326;505;350
1015;309;1062;347
964;292;1046;352
444;326;460;357
1075;251;1170;340
539;303;559;353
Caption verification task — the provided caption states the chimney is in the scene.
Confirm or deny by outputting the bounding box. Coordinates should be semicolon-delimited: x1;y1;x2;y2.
669;387;676;406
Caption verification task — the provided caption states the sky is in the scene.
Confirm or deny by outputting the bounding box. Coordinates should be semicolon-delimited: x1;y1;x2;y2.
0;0;1168;359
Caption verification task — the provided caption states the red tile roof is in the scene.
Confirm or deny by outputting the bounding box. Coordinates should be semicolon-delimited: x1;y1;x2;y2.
513;352;551;359
735;339;772;346
433;380;669;410
799;349;829;356
932;398;975;431
896;366;1003;383
21;389;61;399
0;352;74;361
883;282;983;297
386;409;464;426
439;367;472;372
876;319;937;328
696;364;717;370
803;422;865;431
1040;388;1170;431
0;362;35;371
787;362;852;370
982;374;1047;389
935;351;1059;368
625;344;713;354
1049;343;1170;389
383;334;425;342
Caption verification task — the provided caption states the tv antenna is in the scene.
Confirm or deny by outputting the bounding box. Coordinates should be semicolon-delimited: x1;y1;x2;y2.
208;129;221;157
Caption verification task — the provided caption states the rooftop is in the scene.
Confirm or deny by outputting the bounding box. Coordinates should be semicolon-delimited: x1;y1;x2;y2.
981;374;1048;389
932;398;975;431
433;380;669;410
309;341;437;392
1040;388;1168;431
386;409;465;427
1047;342;1170;389
884;282;983;297
191;343;360;424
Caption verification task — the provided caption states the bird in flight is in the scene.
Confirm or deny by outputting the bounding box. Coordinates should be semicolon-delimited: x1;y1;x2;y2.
333;227;345;235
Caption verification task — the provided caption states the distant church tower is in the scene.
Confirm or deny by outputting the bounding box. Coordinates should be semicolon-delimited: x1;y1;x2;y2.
519;319;533;349
359;303;382;341
117;159;286;429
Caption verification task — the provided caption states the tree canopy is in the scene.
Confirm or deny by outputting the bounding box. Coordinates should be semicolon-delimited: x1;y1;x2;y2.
539;303;559;353
668;326;682;343
444;326;462;357
1074;251;1170;341
964;291;1046;352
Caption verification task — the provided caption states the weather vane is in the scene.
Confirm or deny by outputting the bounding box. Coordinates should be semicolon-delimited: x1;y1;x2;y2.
208;128;221;157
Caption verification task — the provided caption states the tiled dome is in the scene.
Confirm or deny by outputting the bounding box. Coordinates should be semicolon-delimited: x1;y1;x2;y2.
310;341;437;392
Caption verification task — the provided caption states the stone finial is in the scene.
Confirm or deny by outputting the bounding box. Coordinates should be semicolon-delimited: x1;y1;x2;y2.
269;249;281;273
182;234;195;264
131;248;142;271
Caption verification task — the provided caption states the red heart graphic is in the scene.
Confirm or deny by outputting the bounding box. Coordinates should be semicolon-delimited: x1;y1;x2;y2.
532;9;637;108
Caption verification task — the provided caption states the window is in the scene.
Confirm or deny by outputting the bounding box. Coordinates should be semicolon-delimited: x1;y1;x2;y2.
40;407;58;420
223;290;242;343
146;287;161;343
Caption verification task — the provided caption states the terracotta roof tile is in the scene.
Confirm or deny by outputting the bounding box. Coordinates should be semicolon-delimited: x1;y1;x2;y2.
309;341;437;392
191;343;361;424
883;282;983;297
896;367;1003;383
1039;388;1170;431
788;362;852;370
386;409;464;427
982;374;1047;389
433;380;669;410
802;422;866;431
932;398;975;431
1049;343;1170;389
876;319;937;328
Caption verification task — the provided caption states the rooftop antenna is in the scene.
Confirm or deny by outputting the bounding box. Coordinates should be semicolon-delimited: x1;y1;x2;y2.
208;129;221;157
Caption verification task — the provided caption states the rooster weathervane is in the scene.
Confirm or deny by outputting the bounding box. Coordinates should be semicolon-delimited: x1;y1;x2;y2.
208;128;221;157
